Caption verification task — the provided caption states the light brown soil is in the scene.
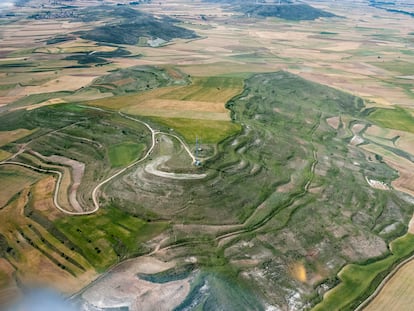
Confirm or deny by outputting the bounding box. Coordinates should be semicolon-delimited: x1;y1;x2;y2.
24;75;98;94
31;152;85;212
326;116;340;129
364;259;414;311
31;176;63;221
25;98;66;111
80;257;190;311
0;189;97;295
0;164;43;208
289;262;307;283
0;129;37;147
123;98;230;121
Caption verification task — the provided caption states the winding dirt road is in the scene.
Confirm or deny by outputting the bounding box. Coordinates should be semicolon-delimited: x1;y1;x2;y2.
0;110;197;216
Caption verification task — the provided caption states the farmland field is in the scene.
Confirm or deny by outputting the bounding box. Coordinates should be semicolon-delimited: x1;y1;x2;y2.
1;0;414;310
364;256;414;311
148;116;241;143
108;142;145;168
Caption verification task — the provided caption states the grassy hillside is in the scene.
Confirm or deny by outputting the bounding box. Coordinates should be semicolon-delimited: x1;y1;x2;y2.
239;4;336;20
203;1;336;20
78;6;197;45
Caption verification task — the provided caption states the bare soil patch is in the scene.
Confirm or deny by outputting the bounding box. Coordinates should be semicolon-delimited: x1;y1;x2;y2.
24;75;98;94
25;98;66;111
0;189;96;295
366;177;390;191
123;98;230;121
80;257;190;311
145;156;206;180
31;152;85;212
326;116;340;129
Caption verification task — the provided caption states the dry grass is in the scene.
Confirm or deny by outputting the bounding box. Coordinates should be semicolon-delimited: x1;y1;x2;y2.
364;259;414;311
289;262;307;283
149;98;228;113
122;99;230;120
179;62;279;76
0;150;11;161
365;125;414;155
25;98;66;111
0;129;37;147
31;176;63;221
22;153;74;213
160;77;243;103
0;188;97;294
24;75;98;94
87;86;182;110
0;164;43;208
0;258;18;307
35;38;116;54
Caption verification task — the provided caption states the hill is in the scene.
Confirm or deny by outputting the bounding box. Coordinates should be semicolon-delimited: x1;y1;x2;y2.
79;6;197;45
203;0;335;20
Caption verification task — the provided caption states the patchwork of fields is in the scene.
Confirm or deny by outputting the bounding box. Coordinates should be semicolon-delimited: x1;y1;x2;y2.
0;0;414;310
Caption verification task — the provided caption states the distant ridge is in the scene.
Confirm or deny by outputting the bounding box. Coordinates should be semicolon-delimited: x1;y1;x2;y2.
203;0;336;20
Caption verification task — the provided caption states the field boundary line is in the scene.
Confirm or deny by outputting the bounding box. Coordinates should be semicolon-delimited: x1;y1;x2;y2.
0;108;198;216
355;251;414;310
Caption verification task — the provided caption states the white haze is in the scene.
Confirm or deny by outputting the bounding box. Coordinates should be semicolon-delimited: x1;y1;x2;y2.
0;0;15;11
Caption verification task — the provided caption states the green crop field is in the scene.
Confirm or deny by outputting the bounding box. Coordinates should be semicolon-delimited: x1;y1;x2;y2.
368;107;414;134
108;142;145;167
55;207;169;271
160;76;244;102
149;117;241;144
313;234;414;311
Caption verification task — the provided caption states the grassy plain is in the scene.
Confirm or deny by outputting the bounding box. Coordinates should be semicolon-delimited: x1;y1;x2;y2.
0;165;43;208
108;142;145;167
149;117;241;144
368;107;414;134
55;207;169;271
1;0;414;309
160;76;243;102
0;129;37;147
0;150;11;161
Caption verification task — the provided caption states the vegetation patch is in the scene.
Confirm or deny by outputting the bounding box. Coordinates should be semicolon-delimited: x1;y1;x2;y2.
89;66;188;96
0;150;11;161
108;142;145;168
0;165;43;208
0;128;37;147
239;4;336;20
205;1;336;20
55;207;168;271
160;76;244;102
313;234;414;311
78;6;197;46
370;60;414;75
368;107;414;134
149;117;241;144
175;271;265;311
64;54;109;65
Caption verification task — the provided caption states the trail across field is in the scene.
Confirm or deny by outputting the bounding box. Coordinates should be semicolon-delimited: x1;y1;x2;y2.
0;109;199;216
